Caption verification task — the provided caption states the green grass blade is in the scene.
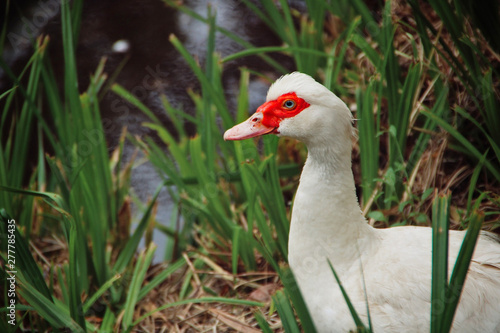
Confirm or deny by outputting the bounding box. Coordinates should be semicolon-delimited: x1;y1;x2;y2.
122;243;157;330
430;191;450;331
68;214;86;330
222;46;330;64
263;135;290;252
395;63;421;149
111;83;162;124
478;70;500;147
327;259;369;331
351;34;382;71
242;161;288;258
280;267;317;333
82;274;121;314
454;107;500;165
0;209;54;301
325;17;361;93
421;110;500;182
143;123;193;177
131;297;264;328
381;1;400;128
70;0;84;44
113;181;164;273
164;0;288;73
254;310;274;333
203;8;217;179
232;226;241;275
137;257;186;301
406;82;448;175
348;0;378;34
8;37;47;188
17;284;84;332
466;156;487;215
100;308;117;332
60;0;81;115
272;290;301;333
168;34;231;128
440;210;483;332
160;95;188;137
426;0;478;80
356;82;379;206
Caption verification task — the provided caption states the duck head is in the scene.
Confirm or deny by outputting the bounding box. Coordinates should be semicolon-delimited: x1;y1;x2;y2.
224;72;354;149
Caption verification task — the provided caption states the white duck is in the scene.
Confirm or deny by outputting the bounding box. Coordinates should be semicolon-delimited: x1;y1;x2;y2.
224;72;500;332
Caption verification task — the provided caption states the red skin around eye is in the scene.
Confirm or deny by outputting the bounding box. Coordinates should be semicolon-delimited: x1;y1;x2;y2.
258;92;310;128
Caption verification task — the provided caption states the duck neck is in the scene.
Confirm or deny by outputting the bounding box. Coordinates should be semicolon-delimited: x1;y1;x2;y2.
288;144;376;277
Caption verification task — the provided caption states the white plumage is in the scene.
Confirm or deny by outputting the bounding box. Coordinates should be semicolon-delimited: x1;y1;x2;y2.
224;72;500;332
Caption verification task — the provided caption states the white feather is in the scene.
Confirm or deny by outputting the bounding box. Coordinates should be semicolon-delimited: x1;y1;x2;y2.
272;72;500;332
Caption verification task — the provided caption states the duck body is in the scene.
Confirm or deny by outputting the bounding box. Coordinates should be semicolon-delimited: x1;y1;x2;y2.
224;72;500;332
289;150;500;332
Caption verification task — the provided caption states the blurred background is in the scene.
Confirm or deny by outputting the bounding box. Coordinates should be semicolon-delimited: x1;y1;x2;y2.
1;0;296;262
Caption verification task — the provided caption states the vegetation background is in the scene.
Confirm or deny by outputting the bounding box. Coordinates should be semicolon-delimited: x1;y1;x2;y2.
1;0;499;331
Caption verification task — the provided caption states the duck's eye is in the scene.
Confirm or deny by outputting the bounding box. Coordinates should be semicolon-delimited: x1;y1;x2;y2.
282;99;296;110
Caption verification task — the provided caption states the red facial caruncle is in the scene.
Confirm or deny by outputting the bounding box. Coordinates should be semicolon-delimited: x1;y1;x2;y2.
223;92;310;141
258;92;310;130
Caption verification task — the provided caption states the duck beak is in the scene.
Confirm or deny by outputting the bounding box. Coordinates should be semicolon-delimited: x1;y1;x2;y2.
223;112;276;141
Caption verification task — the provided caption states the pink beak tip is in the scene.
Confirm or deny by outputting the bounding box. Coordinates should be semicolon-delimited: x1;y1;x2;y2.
223;130;233;141
224;113;277;141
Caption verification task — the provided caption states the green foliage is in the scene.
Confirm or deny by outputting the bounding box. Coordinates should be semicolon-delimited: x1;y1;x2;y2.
430;192;483;332
409;0;500;182
278;267;317;333
328;260;372;333
0;1;184;330
239;0;327;75
112;16;294;268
